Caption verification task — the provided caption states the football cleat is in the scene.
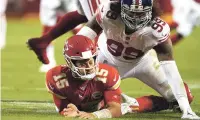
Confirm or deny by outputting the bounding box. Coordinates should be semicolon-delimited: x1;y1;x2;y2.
27;38;50;64
181;109;200;120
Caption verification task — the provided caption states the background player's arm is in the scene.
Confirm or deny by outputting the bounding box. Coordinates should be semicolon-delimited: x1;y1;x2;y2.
85;14;102;35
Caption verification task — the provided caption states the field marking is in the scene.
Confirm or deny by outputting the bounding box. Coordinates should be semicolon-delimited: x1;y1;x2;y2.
2;100;57;113
1;87;47;91
2;100;55;106
189;84;200;89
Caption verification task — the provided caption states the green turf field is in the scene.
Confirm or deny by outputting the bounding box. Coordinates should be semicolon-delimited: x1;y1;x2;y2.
1;19;200;120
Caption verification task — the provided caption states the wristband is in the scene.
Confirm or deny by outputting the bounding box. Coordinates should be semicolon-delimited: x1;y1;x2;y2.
92;109;112;118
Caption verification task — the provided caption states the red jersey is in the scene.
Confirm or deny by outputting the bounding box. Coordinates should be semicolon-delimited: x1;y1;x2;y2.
46;63;121;112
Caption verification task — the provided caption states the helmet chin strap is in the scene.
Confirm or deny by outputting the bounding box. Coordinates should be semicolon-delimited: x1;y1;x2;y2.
80;72;96;80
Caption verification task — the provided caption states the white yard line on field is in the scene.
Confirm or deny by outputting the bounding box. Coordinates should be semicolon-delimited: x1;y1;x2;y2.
2;100;55;106
2;100;57;113
189;84;200;89
1;87;47;91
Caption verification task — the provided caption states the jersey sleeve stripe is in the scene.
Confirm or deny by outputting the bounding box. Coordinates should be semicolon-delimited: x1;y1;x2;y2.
96;7;103;25
158;34;170;43
109;77;121;90
48;90;67;99
87;0;94;16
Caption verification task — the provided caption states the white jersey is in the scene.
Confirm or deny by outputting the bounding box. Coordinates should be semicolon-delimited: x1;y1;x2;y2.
0;0;7;15
96;1;170;64
78;0;110;20
40;0;110;26
40;0;79;26
0;0;7;49
171;0;200;36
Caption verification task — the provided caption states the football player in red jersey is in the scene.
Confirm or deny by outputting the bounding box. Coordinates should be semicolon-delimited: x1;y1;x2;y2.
46;35;194;119
46;35;122;119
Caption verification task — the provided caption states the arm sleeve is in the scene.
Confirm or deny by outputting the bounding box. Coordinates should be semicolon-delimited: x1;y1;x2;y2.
104;88;122;104
45;68;66;98
106;66;121;90
46;67;70;113
104;66;122;104
53;94;70;113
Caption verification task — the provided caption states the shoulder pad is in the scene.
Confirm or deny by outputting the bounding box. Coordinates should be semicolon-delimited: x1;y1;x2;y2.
151;17;170;40
45;65;69;99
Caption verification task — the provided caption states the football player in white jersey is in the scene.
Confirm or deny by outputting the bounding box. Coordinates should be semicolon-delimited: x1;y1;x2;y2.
0;0;7;49
170;0;200;44
39;0;80;72
76;0;200;119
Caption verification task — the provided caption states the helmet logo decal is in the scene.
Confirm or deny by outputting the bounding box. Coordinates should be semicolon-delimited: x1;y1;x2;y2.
133;0;142;6
131;0;143;11
130;5;143;11
82;50;93;59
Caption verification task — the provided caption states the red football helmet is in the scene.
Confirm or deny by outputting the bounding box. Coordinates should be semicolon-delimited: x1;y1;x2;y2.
63;35;98;80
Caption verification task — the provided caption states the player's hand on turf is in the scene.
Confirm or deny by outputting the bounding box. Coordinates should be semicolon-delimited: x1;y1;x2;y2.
77;111;97;119
61;103;79;117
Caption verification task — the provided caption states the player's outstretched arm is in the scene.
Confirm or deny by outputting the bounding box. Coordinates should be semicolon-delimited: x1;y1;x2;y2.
77;13;102;40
